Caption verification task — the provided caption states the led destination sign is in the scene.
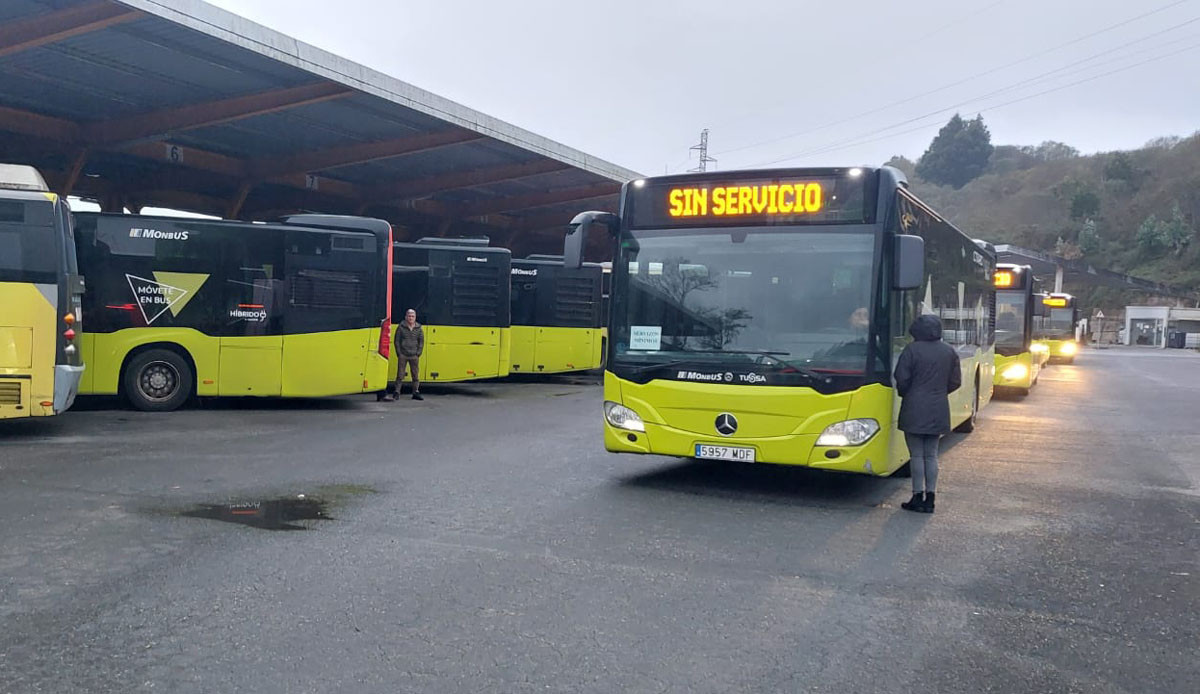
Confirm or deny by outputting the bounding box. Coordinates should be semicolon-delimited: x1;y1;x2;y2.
628;173;870;229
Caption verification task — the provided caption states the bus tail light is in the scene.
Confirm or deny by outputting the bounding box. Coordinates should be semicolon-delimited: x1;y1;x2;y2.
63;312;76;326
63;328;76;340
378;318;391;358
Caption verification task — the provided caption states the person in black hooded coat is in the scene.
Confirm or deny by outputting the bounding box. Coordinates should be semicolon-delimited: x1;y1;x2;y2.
894;314;961;513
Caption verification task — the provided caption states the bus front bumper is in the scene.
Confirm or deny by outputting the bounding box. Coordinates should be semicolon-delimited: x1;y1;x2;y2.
51;364;84;415
603;419;896;476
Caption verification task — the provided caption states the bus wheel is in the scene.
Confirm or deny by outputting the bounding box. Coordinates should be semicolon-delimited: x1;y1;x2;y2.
124;349;193;412
954;382;979;433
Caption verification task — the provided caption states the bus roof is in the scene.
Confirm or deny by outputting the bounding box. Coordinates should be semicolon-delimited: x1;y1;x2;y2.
0;164;49;193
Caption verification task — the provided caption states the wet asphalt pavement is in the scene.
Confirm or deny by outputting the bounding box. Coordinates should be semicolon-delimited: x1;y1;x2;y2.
1;349;1197;693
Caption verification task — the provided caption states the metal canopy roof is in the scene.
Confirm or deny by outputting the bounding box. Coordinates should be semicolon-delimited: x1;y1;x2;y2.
0;0;638;256
995;244;1197;301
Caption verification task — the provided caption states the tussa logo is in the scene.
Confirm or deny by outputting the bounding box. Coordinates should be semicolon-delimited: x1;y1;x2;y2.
511;267;538;276
130;227;190;241
738;372;767;384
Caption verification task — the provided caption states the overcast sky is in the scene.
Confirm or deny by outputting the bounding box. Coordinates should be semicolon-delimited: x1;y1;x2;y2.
205;0;1199;176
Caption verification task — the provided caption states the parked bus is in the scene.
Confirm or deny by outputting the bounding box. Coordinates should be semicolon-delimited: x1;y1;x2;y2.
1033;292;1079;363
568;166;994;476
993;263;1041;395
0;164;85;419
74;212;392;411
509;256;604;374
389;238;511;387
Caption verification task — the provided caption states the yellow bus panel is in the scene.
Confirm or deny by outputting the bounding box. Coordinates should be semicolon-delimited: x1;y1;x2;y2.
1;283;59;418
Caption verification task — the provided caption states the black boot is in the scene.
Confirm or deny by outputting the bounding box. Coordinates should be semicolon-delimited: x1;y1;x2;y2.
412;392;424;401
922;492;935;514
901;492;925;512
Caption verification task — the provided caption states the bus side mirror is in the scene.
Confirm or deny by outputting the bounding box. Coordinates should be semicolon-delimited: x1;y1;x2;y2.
565;211;618;269
893;234;924;290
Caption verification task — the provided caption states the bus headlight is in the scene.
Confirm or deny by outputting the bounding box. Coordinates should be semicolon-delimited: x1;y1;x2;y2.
1060;341;1078;356
1002;363;1028;381
604;401;645;432
816;418;879;447
1031;343;1049;354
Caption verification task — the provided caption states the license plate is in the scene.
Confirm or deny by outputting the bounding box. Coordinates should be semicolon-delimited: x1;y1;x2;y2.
695;444;756;462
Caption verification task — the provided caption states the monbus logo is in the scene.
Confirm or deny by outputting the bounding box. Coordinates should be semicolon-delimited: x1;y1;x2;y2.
130;228;190;241
466;256;488;263
511;268;538;276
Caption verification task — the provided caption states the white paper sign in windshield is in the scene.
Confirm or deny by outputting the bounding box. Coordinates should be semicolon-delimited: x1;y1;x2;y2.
629;325;662;351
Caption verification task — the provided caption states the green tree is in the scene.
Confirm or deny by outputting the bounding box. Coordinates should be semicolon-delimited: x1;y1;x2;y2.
1104;152;1136;183
1070;190;1101;220
1160;203;1195;256
883;155;916;179
916;114;994;188
1078;219;1100;255
1029;141;1079;161
1136;214;1167;253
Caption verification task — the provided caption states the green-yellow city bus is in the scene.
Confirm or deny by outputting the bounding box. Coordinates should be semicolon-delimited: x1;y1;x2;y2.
1033;292;1080;363
993;263;1041;395
509;257;604;375
569;166;995;476
74;212;393;411
389;238;511;386
0;164;85;419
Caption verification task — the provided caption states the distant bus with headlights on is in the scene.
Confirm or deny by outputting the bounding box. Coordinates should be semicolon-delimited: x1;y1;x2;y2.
1033;292;1080;363
993;264;1041;395
566;166;995;477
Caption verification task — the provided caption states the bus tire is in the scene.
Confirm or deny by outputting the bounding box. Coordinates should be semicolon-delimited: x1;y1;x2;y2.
123;348;193;412
954;379;979;434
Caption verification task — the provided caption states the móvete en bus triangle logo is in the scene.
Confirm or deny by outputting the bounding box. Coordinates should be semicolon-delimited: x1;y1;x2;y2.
125;272;208;324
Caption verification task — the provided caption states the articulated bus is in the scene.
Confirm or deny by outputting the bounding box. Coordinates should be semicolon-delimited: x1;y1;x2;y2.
993;263;1042;395
74;212;393;411
569;166;994;476
389;238;511;386
0;164;85;419
1033;292;1079;363
509;256;604;374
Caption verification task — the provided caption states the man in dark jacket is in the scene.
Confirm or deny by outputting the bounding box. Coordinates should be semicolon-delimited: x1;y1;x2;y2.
393;308;424;401
894;314;961;513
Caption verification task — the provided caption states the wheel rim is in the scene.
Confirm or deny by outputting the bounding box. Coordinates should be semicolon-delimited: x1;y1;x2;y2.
138;360;180;402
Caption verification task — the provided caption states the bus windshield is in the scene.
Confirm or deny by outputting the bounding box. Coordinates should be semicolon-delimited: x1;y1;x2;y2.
995;292;1027;353
612;228;875;374
1043;307;1075;337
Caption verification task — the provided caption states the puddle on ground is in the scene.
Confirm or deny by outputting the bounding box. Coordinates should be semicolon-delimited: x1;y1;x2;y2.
182;496;328;530
174;484;375;531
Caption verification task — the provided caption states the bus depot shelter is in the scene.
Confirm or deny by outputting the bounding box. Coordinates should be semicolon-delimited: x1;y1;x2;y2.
1124;306;1200;349
0;0;638;259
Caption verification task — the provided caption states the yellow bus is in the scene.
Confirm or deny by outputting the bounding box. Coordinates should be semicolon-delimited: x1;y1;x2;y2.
568;166;995;476
0;164;85;419
388;238;511;387
74;212;393;411
1033;292;1079;363
993;264;1042;395
509;256;604;375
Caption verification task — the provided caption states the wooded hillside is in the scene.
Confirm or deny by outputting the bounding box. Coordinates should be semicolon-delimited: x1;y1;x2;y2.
887;125;1200;307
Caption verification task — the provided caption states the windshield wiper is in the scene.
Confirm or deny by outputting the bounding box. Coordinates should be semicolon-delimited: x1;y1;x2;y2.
621;360;695;375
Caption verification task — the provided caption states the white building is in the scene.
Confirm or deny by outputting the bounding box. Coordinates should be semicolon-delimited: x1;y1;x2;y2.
1124;306;1200;348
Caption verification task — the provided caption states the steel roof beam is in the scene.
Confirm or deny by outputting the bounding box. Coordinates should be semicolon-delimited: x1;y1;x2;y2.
455;183;619;218
0;105;80;141
0;1;141;59
81;81;353;146
379;159;572;200
508;201;619;233
249;129;483;178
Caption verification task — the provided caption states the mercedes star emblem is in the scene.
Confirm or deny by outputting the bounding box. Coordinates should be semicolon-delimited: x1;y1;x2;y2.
714;413;738;436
